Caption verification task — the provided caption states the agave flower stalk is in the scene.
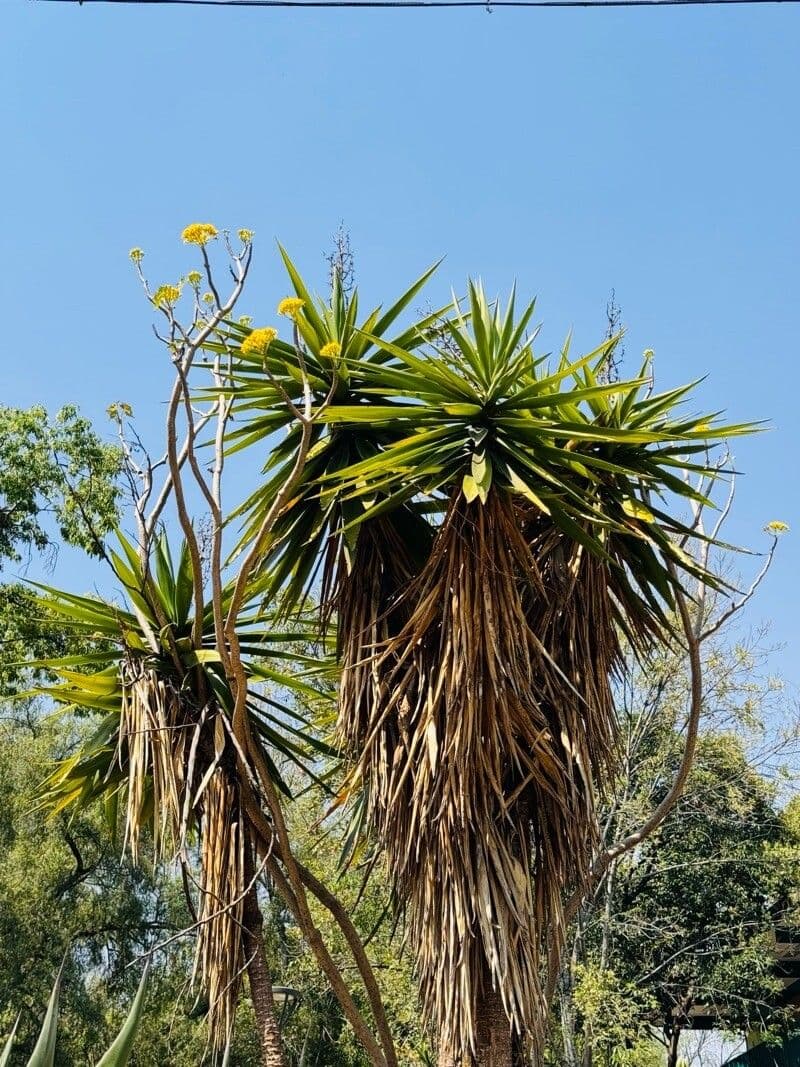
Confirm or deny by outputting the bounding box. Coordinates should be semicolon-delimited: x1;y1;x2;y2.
27;232;408;1067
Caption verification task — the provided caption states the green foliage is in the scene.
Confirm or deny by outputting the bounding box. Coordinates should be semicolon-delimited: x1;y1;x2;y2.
27;530;334;831
613;730;793;1033
562;723;799;1066
572;964;660;1067
0;405;121;569
94;966;149;1067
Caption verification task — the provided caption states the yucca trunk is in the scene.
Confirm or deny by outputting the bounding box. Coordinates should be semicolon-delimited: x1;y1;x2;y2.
243;848;287;1067
437;982;515;1067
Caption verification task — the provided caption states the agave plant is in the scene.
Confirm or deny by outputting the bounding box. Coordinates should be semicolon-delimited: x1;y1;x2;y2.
223;269;754;1064
25;532;332;1049
0;963;149;1067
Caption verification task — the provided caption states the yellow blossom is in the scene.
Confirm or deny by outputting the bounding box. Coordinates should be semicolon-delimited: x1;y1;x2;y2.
181;223;218;246
320;341;341;359
152;284;182;308
278;297;304;320
107;402;133;420
129;247;144;263
187;270;202;287
241;327;278;356
238;229;254;244
202;292;214;304
764;520;789;535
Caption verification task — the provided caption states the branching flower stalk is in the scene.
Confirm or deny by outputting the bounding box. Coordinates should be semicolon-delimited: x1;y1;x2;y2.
35;230;398;1067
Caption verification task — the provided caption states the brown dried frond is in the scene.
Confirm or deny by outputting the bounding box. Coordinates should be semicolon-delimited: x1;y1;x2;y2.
118;657;253;1049
195;770;248;1047
523;514;623;798
119;659;184;864
342;492;609;1059
333;515;420;762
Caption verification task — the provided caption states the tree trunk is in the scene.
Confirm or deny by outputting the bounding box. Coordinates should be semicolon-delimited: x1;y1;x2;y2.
558;988;579;1067
666;1026;682;1067
243;851;286;1067
437;983;513;1067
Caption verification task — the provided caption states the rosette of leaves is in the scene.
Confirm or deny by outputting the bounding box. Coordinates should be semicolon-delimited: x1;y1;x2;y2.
23;533;333;1049
212;248;445;604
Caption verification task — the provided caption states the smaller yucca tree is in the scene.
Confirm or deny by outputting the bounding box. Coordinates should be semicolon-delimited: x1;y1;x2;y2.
25;533;332;1051
224;274;756;1065
21;226;407;1067
214;250;444;799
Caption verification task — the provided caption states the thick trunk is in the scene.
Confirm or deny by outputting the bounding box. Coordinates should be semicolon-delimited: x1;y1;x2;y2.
475;983;514;1067
666;1027;682;1067
242;856;286;1067
437;984;513;1067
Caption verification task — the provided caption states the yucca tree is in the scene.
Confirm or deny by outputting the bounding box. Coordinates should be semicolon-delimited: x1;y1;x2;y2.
226;268;753;1066
212;252;445;788
26;532;333;1062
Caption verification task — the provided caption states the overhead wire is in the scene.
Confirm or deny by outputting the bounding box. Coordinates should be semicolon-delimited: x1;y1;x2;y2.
34;0;800;10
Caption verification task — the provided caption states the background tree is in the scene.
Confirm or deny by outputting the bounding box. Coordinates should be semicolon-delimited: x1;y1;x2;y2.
550;615;799;1067
0;404;121;569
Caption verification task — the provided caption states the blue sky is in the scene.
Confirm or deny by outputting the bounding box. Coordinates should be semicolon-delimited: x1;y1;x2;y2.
1;0;798;685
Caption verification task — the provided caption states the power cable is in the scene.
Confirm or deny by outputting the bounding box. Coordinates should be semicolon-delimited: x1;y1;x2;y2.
34;0;800;10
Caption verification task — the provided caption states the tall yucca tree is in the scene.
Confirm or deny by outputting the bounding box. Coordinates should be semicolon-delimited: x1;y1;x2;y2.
213;252;443;797
26;532;333;1057
224;268;754;1064
328;284;752;1065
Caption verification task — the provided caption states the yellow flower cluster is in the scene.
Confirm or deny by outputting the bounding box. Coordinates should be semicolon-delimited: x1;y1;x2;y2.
238;228;254;244
241;327;278;357
129;247;144;263
187;270;202;287
278;297;304;319
320;341;341;359
764;520;789;535
152;284;182;308
181;223;218;246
